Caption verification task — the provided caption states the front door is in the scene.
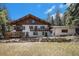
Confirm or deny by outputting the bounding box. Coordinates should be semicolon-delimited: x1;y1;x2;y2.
75;28;79;35
26;32;29;37
45;32;48;37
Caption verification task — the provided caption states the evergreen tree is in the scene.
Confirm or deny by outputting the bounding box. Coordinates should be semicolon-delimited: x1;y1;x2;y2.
47;13;51;23
0;4;9;38
51;16;54;25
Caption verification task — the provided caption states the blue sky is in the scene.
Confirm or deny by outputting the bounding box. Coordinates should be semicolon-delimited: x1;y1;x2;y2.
5;3;68;21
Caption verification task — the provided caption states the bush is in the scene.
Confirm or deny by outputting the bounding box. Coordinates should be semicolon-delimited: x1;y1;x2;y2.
55;38;71;42
41;38;71;42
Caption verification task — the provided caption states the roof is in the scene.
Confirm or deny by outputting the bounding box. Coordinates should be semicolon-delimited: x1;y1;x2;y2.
50;26;76;29
9;14;50;25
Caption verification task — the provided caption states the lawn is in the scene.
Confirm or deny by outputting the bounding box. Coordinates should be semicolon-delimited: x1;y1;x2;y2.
0;42;79;56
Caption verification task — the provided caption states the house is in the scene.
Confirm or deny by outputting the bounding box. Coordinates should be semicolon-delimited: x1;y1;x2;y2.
8;14;79;38
9;14;51;38
50;26;76;36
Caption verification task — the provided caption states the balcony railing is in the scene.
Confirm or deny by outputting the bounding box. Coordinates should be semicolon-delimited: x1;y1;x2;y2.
30;28;50;31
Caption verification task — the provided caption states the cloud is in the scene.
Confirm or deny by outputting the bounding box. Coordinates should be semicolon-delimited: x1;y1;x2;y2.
45;6;55;14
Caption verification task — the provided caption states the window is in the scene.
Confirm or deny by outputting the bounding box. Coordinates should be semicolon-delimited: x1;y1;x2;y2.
42;32;48;36
35;26;37;30
14;25;24;31
29;26;33;30
33;31;38;35
26;32;29;37
14;26;16;30
62;29;68;33
32;20;36;24
22;26;25;30
40;26;45;30
42;32;44;35
27;20;36;24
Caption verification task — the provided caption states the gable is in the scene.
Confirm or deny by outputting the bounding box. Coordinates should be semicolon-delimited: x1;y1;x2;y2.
10;14;50;25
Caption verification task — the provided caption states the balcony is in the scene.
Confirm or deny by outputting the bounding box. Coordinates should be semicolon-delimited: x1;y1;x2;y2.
14;26;25;31
29;26;50;31
30;28;50;31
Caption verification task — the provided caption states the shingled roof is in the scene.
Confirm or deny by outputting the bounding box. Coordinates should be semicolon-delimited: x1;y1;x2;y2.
9;14;50;25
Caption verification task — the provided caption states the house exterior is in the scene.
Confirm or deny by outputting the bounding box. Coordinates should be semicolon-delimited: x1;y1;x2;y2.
8;14;79;38
50;26;76;36
9;14;51;38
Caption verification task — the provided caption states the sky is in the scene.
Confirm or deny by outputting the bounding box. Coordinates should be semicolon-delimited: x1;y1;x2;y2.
4;3;68;21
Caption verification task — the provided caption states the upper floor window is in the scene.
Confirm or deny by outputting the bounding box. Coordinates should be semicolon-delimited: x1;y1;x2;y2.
35;26;37;30
30;20;36;24
40;26;45;30
29;26;33;30
14;25;25;31
27;20;36;24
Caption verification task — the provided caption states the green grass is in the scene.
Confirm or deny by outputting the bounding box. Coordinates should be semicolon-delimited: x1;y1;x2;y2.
0;42;79;56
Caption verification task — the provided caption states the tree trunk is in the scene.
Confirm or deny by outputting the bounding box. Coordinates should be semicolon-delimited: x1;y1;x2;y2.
1;24;6;38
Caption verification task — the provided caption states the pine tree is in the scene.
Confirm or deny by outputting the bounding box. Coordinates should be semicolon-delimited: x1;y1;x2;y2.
51;16;54;25
0;4;9;38
47;13;51;23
